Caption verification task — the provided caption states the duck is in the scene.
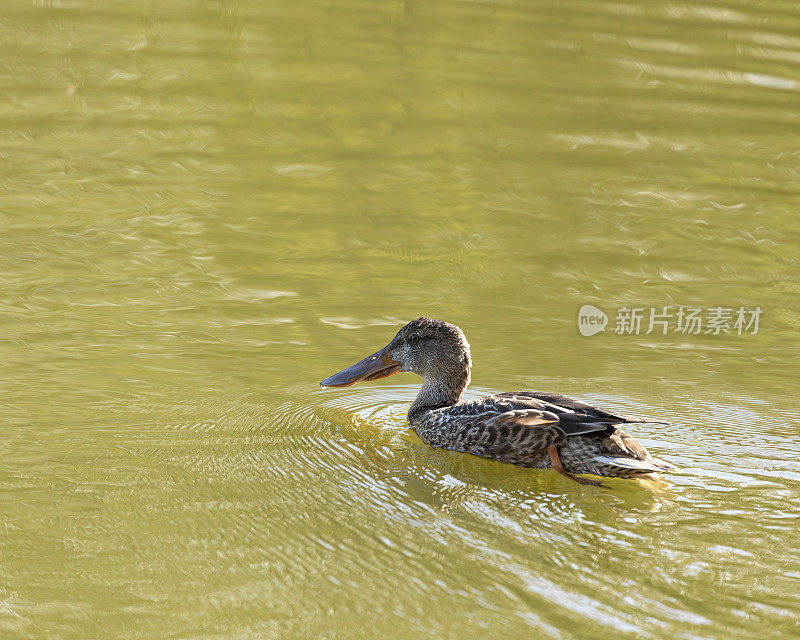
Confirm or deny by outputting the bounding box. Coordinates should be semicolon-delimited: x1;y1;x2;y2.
320;317;677;487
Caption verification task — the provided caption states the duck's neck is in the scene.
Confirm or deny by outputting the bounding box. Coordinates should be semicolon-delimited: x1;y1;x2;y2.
408;368;470;425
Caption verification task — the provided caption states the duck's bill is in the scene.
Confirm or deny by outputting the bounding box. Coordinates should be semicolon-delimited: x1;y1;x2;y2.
320;345;401;387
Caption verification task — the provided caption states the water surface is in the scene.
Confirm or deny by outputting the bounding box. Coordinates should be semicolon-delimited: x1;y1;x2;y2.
2;0;800;638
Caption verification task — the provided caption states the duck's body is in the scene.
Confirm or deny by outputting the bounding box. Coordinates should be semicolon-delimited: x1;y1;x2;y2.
412;391;676;479
321;318;677;486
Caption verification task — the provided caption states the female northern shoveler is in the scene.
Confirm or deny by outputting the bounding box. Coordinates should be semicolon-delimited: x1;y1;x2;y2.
320;318;677;487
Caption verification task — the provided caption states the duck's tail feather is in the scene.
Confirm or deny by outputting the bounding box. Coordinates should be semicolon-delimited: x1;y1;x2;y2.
594;455;679;477
619;417;672;427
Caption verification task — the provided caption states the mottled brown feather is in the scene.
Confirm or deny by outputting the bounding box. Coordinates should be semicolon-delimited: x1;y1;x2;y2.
412;392;677;477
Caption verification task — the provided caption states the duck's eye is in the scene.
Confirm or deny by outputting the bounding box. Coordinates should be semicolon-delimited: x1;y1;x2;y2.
410;334;421;344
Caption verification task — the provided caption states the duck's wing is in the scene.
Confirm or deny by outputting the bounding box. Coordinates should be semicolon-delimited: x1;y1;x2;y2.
461;393;619;437
492;391;669;426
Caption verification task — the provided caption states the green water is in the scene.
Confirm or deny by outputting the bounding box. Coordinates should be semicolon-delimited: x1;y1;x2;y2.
2;0;800;638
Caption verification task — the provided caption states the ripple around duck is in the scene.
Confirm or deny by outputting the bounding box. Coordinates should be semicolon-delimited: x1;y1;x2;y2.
4;373;799;639
297;383;800;637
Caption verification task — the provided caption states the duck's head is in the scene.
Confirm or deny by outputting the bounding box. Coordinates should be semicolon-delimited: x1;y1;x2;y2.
320;318;472;389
